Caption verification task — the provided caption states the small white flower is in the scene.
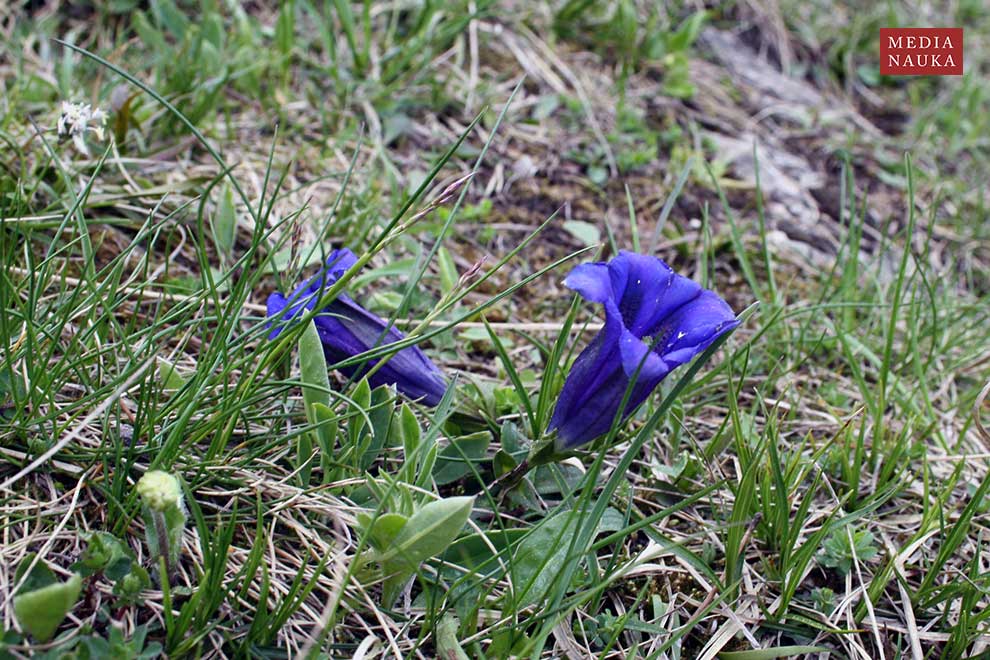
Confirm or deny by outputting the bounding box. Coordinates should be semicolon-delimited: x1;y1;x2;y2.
56;100;108;155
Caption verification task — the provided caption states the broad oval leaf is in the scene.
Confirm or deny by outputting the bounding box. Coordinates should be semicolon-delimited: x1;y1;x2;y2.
562;220;601;247
383;496;474;572
156;357;188;391
433;432;490;485
13;573;83;642
366;513;409;552
511;508;626;608
440;528;528;581
14;553;56;592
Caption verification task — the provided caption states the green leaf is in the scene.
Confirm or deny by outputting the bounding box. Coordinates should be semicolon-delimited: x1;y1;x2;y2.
414;442;439;491
349;258;418;291
381;571;410;611
152;0;189;38
78;635;112;657
108;0;140;11
360;386;396;470
72;532;132;580
299;320;330;487
668;10;706;52
211;183;237;258
275;0;295;59
531;462;585;495
719;646;828;660
347;378;372;447
436;613;469;660
297;431;313;486
133;12;168;55
13;573;82;642
437;246;459;295
500;421;529;459
365;513;409;552
433;432;490;485
397;403;423;484
562;220;601;247
14;554;56;593
511;509;623;608
441;528;528;579
493;450;517;478
382;496;474;573
512;514;576;607
311;402;338;453
299;319;331;418
113;564;151;605
156;356;188;391
201;12;223;49
399;403;421;457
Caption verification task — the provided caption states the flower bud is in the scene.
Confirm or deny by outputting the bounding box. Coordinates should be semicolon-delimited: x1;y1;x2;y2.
136;470;183;512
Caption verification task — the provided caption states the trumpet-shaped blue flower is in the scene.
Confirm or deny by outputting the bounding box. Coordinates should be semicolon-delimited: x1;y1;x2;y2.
548;251;738;450
266;249;448;406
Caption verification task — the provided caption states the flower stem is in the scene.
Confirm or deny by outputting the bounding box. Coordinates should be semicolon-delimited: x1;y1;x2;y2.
152;509;173;580
489;459;531;494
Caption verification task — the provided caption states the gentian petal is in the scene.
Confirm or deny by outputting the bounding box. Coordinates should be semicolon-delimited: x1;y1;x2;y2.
265;248;448;406
266;293;290;339
326;248;358;275
548;251;738;450
610;251;701;336
550;368;660;450
564;262;614;304
547;313;619;434
653;290;739;369
618;329;668;381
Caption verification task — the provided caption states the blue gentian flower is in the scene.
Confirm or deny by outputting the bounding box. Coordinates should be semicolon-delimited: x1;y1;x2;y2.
548;251;738;450
266;249;448;406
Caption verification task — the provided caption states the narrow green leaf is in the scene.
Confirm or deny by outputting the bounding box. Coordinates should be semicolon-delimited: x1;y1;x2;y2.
437;246;459;295
436;613;470;660
299;319;330;420
398;403;422;484
719;646;828;660
399;403;420;456
347;378;372;447
414;443;438;492
359;386;396;470
297;431;313;486
152;0;189;38
275;0;295;59
311;402;338;452
211;183;237;258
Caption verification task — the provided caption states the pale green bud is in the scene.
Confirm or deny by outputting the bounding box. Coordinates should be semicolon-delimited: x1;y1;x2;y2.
136;470;183;512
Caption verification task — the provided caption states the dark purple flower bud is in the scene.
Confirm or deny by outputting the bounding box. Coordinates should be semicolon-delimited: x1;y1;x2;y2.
548;251;738;450
266;249;448;406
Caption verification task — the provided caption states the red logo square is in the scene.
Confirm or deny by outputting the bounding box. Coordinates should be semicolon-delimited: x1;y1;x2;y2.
880;28;963;76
